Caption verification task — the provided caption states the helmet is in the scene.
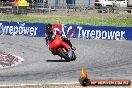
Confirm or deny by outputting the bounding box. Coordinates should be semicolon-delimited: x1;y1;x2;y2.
45;24;53;35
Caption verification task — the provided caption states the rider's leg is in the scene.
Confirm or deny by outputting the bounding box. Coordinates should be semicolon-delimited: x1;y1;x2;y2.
62;37;76;50
49;49;57;55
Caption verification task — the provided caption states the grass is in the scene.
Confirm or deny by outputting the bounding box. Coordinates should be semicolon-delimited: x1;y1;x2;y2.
0;14;132;27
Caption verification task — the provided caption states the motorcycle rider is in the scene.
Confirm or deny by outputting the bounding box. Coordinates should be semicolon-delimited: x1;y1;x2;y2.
45;24;76;55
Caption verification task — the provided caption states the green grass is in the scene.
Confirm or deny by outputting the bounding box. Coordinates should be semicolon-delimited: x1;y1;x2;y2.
0;15;132;27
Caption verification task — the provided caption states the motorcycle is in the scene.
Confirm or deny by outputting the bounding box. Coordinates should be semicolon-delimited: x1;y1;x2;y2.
48;34;76;62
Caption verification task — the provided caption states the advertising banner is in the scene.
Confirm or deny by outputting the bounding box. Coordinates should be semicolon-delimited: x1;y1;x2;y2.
0;21;46;37
63;24;132;40
0;21;132;40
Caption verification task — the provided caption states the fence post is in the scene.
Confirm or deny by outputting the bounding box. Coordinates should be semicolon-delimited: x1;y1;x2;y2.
48;4;51;16
56;0;59;9
88;0;90;10
66;3;68;16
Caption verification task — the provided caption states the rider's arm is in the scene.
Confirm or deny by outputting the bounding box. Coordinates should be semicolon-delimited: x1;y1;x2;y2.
56;30;62;35
56;30;68;39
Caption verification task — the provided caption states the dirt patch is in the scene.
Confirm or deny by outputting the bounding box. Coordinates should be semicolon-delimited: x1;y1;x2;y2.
0;51;24;69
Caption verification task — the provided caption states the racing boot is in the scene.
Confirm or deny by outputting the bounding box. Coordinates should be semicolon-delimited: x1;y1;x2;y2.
71;46;76;51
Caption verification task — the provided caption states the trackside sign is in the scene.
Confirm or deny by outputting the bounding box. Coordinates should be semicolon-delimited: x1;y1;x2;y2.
0;21;45;37
63;25;132;40
0;21;132;40
78;29;125;40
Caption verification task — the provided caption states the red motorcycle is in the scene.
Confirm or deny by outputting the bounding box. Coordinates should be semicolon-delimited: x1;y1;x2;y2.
49;34;76;62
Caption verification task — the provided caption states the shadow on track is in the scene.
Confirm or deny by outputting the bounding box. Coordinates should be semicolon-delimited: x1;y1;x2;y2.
46;60;67;62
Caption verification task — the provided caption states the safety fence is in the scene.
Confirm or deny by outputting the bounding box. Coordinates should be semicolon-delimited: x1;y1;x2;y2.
0;21;132;40
0;2;132;18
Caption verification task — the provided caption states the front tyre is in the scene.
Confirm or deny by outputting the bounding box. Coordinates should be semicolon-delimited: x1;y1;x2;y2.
71;51;76;61
59;49;71;62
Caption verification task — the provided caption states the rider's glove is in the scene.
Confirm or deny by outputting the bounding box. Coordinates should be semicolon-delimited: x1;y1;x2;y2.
46;44;49;47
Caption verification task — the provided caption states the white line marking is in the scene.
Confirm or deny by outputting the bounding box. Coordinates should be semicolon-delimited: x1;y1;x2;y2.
47;82;80;85
0;84;42;87
0;80;131;86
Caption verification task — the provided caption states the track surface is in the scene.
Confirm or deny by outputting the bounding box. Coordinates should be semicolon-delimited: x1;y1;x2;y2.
0;35;132;85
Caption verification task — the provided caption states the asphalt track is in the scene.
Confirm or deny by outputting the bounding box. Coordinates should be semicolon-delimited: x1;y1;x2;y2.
0;35;132;85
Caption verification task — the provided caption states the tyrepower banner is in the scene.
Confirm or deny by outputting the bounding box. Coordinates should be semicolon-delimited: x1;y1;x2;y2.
63;24;132;40
0;21;132;40
0;21;46;37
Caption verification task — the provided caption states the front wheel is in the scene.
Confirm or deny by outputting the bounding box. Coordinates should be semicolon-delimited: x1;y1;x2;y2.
71;51;76;61
59;48;71;62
